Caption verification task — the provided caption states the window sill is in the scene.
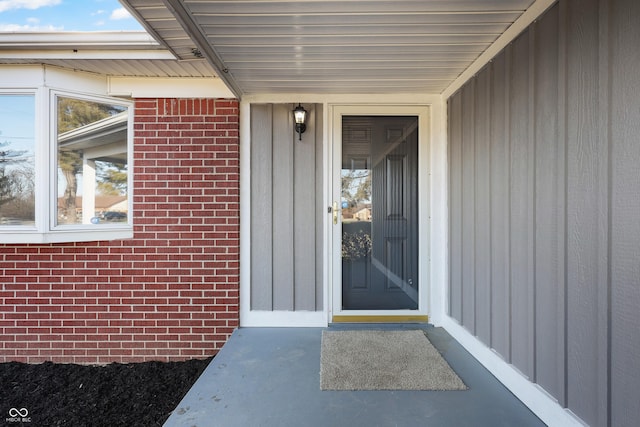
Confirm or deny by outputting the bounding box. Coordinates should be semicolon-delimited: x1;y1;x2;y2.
0;228;133;244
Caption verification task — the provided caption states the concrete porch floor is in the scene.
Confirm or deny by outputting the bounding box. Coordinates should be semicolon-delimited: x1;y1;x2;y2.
164;325;545;427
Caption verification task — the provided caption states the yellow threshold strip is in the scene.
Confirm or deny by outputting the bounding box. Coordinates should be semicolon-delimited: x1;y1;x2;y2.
331;315;429;323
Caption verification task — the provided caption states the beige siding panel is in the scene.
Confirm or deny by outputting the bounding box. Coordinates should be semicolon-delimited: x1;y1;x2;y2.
489;50;511;360
610;0;640;426
474;65;492;345
448;93;463;322
461;82;476;333
508;29;533;378
250;104;274;310
272;104;296;311
565;0;604;424
294;104;318;311
532;4;565;402
448;1;640;424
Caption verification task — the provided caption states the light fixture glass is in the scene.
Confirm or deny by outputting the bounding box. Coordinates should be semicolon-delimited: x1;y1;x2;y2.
293;103;307;140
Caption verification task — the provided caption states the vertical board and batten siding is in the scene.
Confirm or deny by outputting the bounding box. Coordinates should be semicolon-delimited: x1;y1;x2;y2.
461;82;476;333
488;51;511;361
473;67;492;346
250;103;323;312
508;27;534;378
610;0;640;426
448;93;463;324
564;0;606;423
532;4;564;405
447;1;640;426
249;104;273;310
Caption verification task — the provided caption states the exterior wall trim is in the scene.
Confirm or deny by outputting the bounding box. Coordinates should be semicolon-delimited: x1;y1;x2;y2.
442;317;586;427
108;76;235;99
239;100;253;323
240;311;327;328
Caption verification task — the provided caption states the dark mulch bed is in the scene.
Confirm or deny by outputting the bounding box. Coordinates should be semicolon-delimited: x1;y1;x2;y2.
0;358;212;426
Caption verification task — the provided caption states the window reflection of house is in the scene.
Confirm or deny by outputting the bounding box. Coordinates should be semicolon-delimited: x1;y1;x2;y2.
57;111;128;225
56;196;127;221
353;207;372;222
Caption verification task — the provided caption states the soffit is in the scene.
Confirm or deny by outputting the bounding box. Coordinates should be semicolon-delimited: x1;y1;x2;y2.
0;57;216;78
120;0;538;96
0;31;218;78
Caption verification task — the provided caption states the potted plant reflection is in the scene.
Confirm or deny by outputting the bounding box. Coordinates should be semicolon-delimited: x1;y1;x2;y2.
341;167;372;295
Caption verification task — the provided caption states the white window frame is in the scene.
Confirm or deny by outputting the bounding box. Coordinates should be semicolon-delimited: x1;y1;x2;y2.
0;87;134;244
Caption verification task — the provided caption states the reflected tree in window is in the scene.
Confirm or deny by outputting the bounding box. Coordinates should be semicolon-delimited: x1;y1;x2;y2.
341;170;371;209
96;161;127;196
57;97;128;225
0;144;22;206
0;142;35;225
0;95;35;226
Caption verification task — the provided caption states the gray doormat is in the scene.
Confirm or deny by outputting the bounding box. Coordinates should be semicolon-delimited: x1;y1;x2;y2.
320;330;467;391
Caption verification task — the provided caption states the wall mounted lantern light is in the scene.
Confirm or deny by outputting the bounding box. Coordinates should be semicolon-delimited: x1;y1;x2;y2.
293;103;307;141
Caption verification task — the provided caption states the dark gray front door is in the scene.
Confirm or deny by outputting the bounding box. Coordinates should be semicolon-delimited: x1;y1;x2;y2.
341;116;419;310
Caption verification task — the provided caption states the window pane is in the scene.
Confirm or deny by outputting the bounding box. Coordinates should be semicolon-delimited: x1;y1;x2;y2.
0;95;36;226
56;97;128;225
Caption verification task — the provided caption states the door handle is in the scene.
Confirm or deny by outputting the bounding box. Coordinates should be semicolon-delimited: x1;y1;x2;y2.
333;201;338;225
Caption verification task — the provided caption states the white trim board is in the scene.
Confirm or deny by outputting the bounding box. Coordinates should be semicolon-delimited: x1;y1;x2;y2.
441;316;587;427
239;100;252;326
108;77;235;98
426;95;448;326
240;311;327;328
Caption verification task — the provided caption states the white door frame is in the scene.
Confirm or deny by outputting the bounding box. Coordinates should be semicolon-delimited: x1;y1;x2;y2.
328;104;431;322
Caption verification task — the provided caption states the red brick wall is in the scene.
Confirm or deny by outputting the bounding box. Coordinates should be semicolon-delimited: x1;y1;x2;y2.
0;98;240;364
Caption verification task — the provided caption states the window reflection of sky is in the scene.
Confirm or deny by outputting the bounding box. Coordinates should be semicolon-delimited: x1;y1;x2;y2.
0;95;35;169
0;95;86;197
0;95;35;224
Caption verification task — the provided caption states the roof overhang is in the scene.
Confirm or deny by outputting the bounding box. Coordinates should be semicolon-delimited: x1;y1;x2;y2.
0;31;219;79
119;0;557;97
0;1;558;97
0;31;162;49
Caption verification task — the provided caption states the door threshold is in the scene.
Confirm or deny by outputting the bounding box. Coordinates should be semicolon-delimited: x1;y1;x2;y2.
331;315;429;323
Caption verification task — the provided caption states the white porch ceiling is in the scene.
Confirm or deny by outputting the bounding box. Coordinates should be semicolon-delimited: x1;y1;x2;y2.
120;0;540;96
